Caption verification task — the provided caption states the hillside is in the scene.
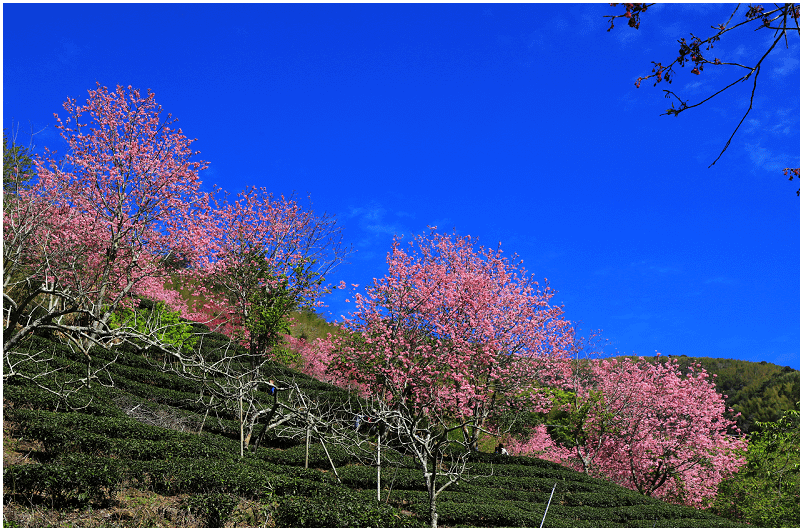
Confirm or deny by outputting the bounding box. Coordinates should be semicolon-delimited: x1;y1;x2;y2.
2;325;743;528
632;355;799;434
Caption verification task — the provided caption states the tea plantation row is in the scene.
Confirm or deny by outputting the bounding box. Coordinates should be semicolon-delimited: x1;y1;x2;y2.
3;329;743;527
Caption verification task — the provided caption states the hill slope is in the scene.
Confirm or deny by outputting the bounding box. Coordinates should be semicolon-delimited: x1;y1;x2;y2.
4;326;742;528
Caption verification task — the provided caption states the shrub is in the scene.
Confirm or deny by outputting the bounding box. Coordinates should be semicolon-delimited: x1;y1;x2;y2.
109;300;197;353
184;493;239;527
4;455;123;508
273;493;421;527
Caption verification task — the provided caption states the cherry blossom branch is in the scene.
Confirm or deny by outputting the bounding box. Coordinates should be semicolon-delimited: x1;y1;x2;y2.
608;3;800;190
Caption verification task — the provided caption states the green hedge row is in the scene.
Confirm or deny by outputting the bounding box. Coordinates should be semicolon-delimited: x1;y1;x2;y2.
468;461;604;484
273;491;423;527
453;484;553;503
4;454;124;507
337;464;427;491
3;380;123;417
103;362;201;394
251;442;360;469
403;498;739;528
5;455;342;507
468;473;565;492
8;410;238;459
415;500;544;527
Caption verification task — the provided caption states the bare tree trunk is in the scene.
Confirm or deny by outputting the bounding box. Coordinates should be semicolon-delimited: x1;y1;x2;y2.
377;432;382;501
317;436;341;483
239;393;245;458
198;396;213;435
305;425;311;469
429;488;439;528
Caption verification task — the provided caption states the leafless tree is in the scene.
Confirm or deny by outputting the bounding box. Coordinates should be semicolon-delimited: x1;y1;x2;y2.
146;334;347;466
333;393;493;528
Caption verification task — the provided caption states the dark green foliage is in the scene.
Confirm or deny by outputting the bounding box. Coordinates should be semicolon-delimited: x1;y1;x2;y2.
338;464;425;491
273;491;423;527
414;501;521;527
4;455;123;508
184;493;239;527
712;404;800;527
3;130;34;196
251;442;355;469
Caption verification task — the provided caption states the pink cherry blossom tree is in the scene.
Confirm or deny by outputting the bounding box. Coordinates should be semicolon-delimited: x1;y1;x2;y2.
326;229;574;527
3;84;210;355
155;187;350;454
191;186;349;362
508;355;747;508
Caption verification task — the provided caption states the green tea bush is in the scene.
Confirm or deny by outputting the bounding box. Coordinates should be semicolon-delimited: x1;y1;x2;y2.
260;442;355;469
273;492;422;527
454;484;553;503
104;363;201;394
561;489;656;507
8;410;239;460
468;473;561;492
416;500;538;527
184;492;239;527
3;380;122;417
4;455;123;508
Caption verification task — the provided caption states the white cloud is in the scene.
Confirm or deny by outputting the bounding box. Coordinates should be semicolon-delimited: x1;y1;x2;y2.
345;201;415;244
771;56;799;79
746;143;784;172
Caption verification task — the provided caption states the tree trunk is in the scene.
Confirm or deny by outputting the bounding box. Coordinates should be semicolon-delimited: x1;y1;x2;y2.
377;432;382;501
425;466;439;528
318;436;341;483
305;425;311;468
198;397;213;435
429;490;438;528
251;394;280;452
239;394;245;458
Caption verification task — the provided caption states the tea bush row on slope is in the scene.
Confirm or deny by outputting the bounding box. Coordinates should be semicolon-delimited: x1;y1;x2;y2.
15;329;357;415
6;455;329;504
4;333;744;527
251;443;370;470
6;454;424;527
4;454;126;507
273;492;423;527
3;377;122;417
413;499;737;528
337;464;427;491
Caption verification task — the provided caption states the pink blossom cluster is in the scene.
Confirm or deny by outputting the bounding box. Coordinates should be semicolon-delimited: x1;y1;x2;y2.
324;230;574;420
20;84;210;319
507;356;746;508
7;85;342;355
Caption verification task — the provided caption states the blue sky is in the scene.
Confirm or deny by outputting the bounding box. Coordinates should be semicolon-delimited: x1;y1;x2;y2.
3;3;798;369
